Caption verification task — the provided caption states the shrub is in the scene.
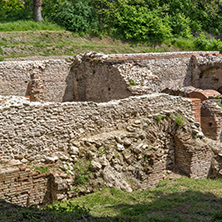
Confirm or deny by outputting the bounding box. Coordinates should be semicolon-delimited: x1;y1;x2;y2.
52;1;98;33
169;13;192;38
46;202;90;216
111;5;172;42
0;0;32;21
194;33;222;53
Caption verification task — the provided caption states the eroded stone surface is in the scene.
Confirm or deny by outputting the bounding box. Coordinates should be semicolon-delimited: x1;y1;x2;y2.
1;51;222;207
0;93;216;206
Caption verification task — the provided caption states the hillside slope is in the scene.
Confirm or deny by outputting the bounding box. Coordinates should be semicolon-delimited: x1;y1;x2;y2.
0;30;185;60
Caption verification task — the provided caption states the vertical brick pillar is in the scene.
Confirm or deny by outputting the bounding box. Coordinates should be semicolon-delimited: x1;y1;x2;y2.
29;72;45;102
190;98;201;125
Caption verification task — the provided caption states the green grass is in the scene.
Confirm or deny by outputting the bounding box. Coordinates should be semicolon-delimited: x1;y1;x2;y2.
0;20;64;31
0;20;208;60
0;30;190;60
2;178;222;221
0;20;220;61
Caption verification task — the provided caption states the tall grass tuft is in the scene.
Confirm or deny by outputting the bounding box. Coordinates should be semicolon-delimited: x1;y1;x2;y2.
0;20;64;31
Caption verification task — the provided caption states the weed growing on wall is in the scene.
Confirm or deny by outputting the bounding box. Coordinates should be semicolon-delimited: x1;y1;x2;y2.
174;112;179;117
166;115;171;121
34;166;49;173
4;194;12;203
129;80;136;86
74;163;91;186
155;115;163;122
175;117;184;126
218;103;222;108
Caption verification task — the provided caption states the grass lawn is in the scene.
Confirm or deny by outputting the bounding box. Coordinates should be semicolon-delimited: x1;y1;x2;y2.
0;20;197;61
1;178;222;221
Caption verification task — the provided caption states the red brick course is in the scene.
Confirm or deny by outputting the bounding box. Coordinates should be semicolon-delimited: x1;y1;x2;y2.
188;90;221;102
189;98;201;124
0;165;52;207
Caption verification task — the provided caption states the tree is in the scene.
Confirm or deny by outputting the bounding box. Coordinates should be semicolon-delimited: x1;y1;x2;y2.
33;0;44;21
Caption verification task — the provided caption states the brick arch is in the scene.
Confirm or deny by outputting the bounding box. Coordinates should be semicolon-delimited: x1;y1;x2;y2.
188;89;221;102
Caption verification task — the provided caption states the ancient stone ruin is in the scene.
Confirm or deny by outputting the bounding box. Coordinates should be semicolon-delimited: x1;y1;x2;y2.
1;51;222;206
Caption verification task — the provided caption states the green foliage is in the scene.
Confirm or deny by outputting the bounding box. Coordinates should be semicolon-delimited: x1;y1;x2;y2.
156;115;163;122
45;1;98;33
111;5;172;42
74;163;91;186
194;33;222;53
166;115;171;121
2;0;222;52
129;80;136;85
169;13;192;38
4;194;12;203
174;112;179;117
35;166;49;173
218;103;222;108
46;202;90;216
175;116;184;126
2;178;222;221
0;0;32;21
213;210;222;221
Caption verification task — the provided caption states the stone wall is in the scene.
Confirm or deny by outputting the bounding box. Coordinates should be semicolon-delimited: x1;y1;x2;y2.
1;51;222;206
70;51;221;102
191;53;222;93
0;94;192;161
0;93;213;206
201;99;222;141
0;57;73;102
1;51;221;103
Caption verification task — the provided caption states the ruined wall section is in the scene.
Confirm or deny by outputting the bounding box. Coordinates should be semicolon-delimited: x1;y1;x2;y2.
0;163;55;207
201;99;222;141
0;94;192;162
71;51;218;102
70;53;133;102
0;58;72;102
191;53;222;92
0;94;214;205
0;52;221;103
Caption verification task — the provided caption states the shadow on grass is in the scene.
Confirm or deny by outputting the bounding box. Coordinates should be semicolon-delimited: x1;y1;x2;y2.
1;190;222;221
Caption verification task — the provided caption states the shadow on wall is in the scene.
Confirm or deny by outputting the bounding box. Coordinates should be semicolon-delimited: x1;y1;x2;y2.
183;57;193;87
0;166;58;208
190;55;222;92
62;61;133;102
63;69;75;102
199;67;222;93
42;174;58;206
